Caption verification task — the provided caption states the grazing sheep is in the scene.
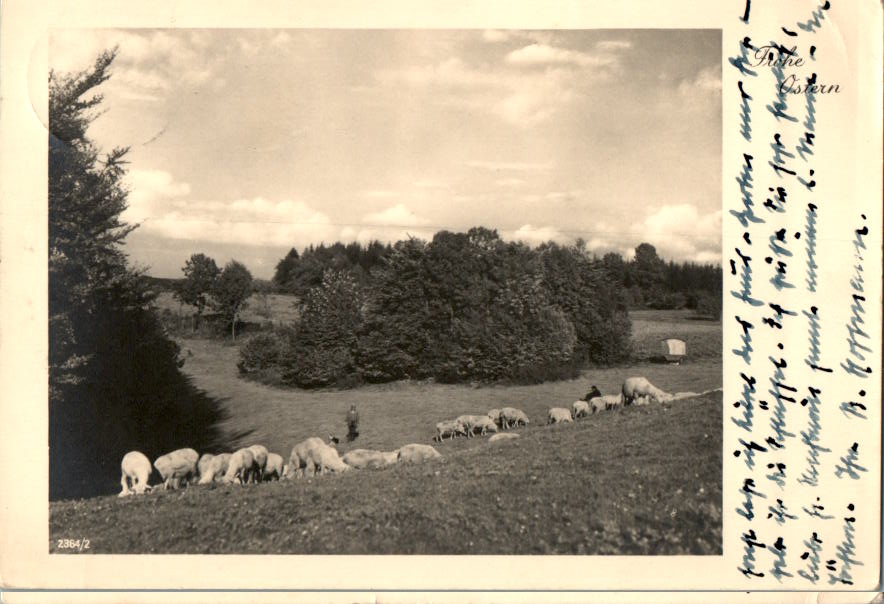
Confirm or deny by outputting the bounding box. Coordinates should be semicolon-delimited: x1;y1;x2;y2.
470;415;499;436
582;385;603;402
263;452;284;481
587;396;607;414
246;444;269;482
455;414;486;438
591;394;622;411
572;400;591;419
198;452;232;484
119;451;152;497
621;377;670;406
397;443;442;463
153;448;199;490
548;407;574;425
487;408;502;427
435;420;464;442
223;448;258;484
342;449;399;469
310;442;352;475
488;433;520;443
286;437;327;479
499;407;530;430
197;453;215;480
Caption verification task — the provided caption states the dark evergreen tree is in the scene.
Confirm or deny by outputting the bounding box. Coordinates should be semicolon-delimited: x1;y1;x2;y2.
49;50;228;499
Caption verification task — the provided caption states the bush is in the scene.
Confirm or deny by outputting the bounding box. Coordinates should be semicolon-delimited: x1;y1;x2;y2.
237;329;293;376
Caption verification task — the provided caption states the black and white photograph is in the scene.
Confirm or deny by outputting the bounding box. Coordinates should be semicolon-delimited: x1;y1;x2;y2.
45;28;724;555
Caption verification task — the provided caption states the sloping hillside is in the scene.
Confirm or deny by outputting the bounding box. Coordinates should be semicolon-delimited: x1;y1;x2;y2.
50;391;721;555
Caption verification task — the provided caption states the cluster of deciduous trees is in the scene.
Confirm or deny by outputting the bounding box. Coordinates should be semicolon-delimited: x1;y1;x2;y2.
175;254;253;339
49;51;231;499
240;228;632;388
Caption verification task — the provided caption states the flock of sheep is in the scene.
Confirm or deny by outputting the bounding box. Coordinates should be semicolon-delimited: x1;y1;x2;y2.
118;376;700;497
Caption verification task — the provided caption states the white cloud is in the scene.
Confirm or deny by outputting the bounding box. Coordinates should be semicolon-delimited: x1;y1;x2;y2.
678;66;722;97
50;29;221;106
505;43;615;68
643;204;721;261
362;203;431;227
595;39;632;51
504;224;570;246
123;169;338;247
342;204;435;244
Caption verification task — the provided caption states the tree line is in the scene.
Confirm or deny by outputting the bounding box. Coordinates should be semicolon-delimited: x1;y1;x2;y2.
272;239;722;316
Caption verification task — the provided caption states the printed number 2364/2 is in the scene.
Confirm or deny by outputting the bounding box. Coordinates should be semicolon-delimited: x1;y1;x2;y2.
57;538;90;551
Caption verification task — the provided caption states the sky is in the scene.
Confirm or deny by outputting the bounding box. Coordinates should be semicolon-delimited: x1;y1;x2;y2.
50;29;722;279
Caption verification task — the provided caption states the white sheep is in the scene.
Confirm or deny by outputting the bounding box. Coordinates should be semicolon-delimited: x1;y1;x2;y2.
589;394;622;412
488;432;520;443
197;453;215;480
263;452;284;481
572;400;591;419
499;407;530;430
153;448;199;490
487;408;502;427
309;442;352;475
455;414;486;438
470;415;499;435
547;407;573;425
119;451;153;497
223;448;257;484
621;377;671;406
285;437;325;479
587;397;607;414
397;443;442;463
342;448;399;469
435;419;463;442
246;444;269;482
198;452;232;484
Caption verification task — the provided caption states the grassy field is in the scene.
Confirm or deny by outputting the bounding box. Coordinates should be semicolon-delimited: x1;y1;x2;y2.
49;309;722;555
50;391;721;555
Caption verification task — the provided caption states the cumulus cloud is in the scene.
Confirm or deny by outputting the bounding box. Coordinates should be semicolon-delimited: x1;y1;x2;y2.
123;169;338;247
362;203;431;227
505;43;615;68
504;224;570;246
344;203;435;244
50;29;222;104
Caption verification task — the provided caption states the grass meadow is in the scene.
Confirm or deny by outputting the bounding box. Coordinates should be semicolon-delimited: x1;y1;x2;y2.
49;307;722;555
